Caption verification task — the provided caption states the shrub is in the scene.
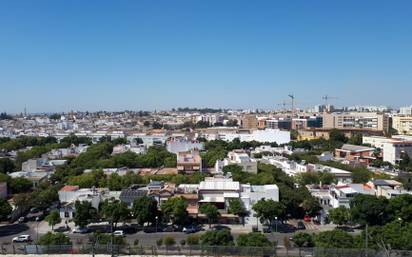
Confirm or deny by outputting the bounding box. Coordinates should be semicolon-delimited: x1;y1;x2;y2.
156;238;163;247
164;236;176;247
186;235;200;245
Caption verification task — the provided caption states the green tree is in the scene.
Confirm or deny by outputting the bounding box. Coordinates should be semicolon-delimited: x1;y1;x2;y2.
31;187;59;210
161;197;188;226
359;221;412;251
301;197;322;217
9;177;32;193
348;133;363;145
199;203;220;228
314;230;355;248
387;194;412;222
14;193;32;216
38;232;71;245
200;230;234;246
350;194;389;226
222;164;243;174
329;129;348;143
319;172;337;185
73;201;98;228
100;199;130;229
351;168;371;183
228;198;248;225
236;232;272;247
252;199;286;227
0;158;15;173
132;196;158;226
0;199;12;221
292;232;314;247
296;172;320;186
45;210;61;230
328;206;351;226
68;170;106;188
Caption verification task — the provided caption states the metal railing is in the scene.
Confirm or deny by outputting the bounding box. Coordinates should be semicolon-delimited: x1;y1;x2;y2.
1;243;412;257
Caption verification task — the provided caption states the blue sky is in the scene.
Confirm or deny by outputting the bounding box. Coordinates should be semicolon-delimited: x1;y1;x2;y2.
1;0;411;113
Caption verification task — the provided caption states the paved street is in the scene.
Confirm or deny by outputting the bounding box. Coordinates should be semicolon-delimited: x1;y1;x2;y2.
0;220;323;247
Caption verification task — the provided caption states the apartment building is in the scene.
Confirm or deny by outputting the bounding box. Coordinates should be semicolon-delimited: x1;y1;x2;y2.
241;114;258;130
392;116;412;135
322;112;389;132
400;106;412;116
363;136;412;164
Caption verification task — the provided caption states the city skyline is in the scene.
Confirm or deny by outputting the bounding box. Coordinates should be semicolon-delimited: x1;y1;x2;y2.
1;0;412;113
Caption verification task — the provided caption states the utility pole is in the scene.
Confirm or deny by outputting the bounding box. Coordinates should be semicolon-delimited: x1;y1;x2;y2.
111;218;114;257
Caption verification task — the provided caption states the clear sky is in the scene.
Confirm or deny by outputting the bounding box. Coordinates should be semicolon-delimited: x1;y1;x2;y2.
1;0;411;113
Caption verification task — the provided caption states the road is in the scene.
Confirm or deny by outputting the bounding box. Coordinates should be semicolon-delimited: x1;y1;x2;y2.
0;221;297;246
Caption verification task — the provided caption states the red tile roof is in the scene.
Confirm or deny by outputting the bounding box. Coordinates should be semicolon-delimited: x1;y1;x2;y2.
60;185;79;192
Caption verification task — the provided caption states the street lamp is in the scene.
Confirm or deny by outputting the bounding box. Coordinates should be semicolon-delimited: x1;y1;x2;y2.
36;217;40;242
274;217;278;233
155;216;158;233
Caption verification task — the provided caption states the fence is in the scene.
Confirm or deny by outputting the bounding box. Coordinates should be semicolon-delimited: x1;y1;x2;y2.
1;243;412;257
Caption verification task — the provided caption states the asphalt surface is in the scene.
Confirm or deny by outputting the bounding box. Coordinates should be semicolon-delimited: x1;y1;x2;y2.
0;221;296;247
0;220;337;257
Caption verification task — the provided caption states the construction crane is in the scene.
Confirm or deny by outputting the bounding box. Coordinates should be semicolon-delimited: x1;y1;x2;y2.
322;95;338;105
288;94;295;116
277;101;289;111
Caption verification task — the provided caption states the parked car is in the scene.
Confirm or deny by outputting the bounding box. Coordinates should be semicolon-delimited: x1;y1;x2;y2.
113;230;124;237
297;221;306;230
211;225;230;231
183;225;201;234
304;215;311;222
143;227;158;233
12;235;31;243
162;225;182;232
263;227;272;233
72;227;89;234
54;226;70;233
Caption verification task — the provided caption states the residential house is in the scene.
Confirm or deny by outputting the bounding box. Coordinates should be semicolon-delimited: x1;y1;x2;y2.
177;150;202;173
366;179;412;199
335;144;376;165
119;185;148;208
329;184;375;208
363;136;412;164
215;150;258;174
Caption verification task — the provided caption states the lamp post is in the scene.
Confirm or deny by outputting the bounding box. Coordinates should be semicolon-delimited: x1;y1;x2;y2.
155;216;158;233
36;217;40;242
275;217;278;233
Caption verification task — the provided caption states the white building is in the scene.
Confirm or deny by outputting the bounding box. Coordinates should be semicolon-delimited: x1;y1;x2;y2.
166;138;204;154
215;150;258;174
196;177;279;225
400;106;412;116
201;129;290;144
363;136;412;164
328;184;375;208
58;185;120;219
241;184;279;225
